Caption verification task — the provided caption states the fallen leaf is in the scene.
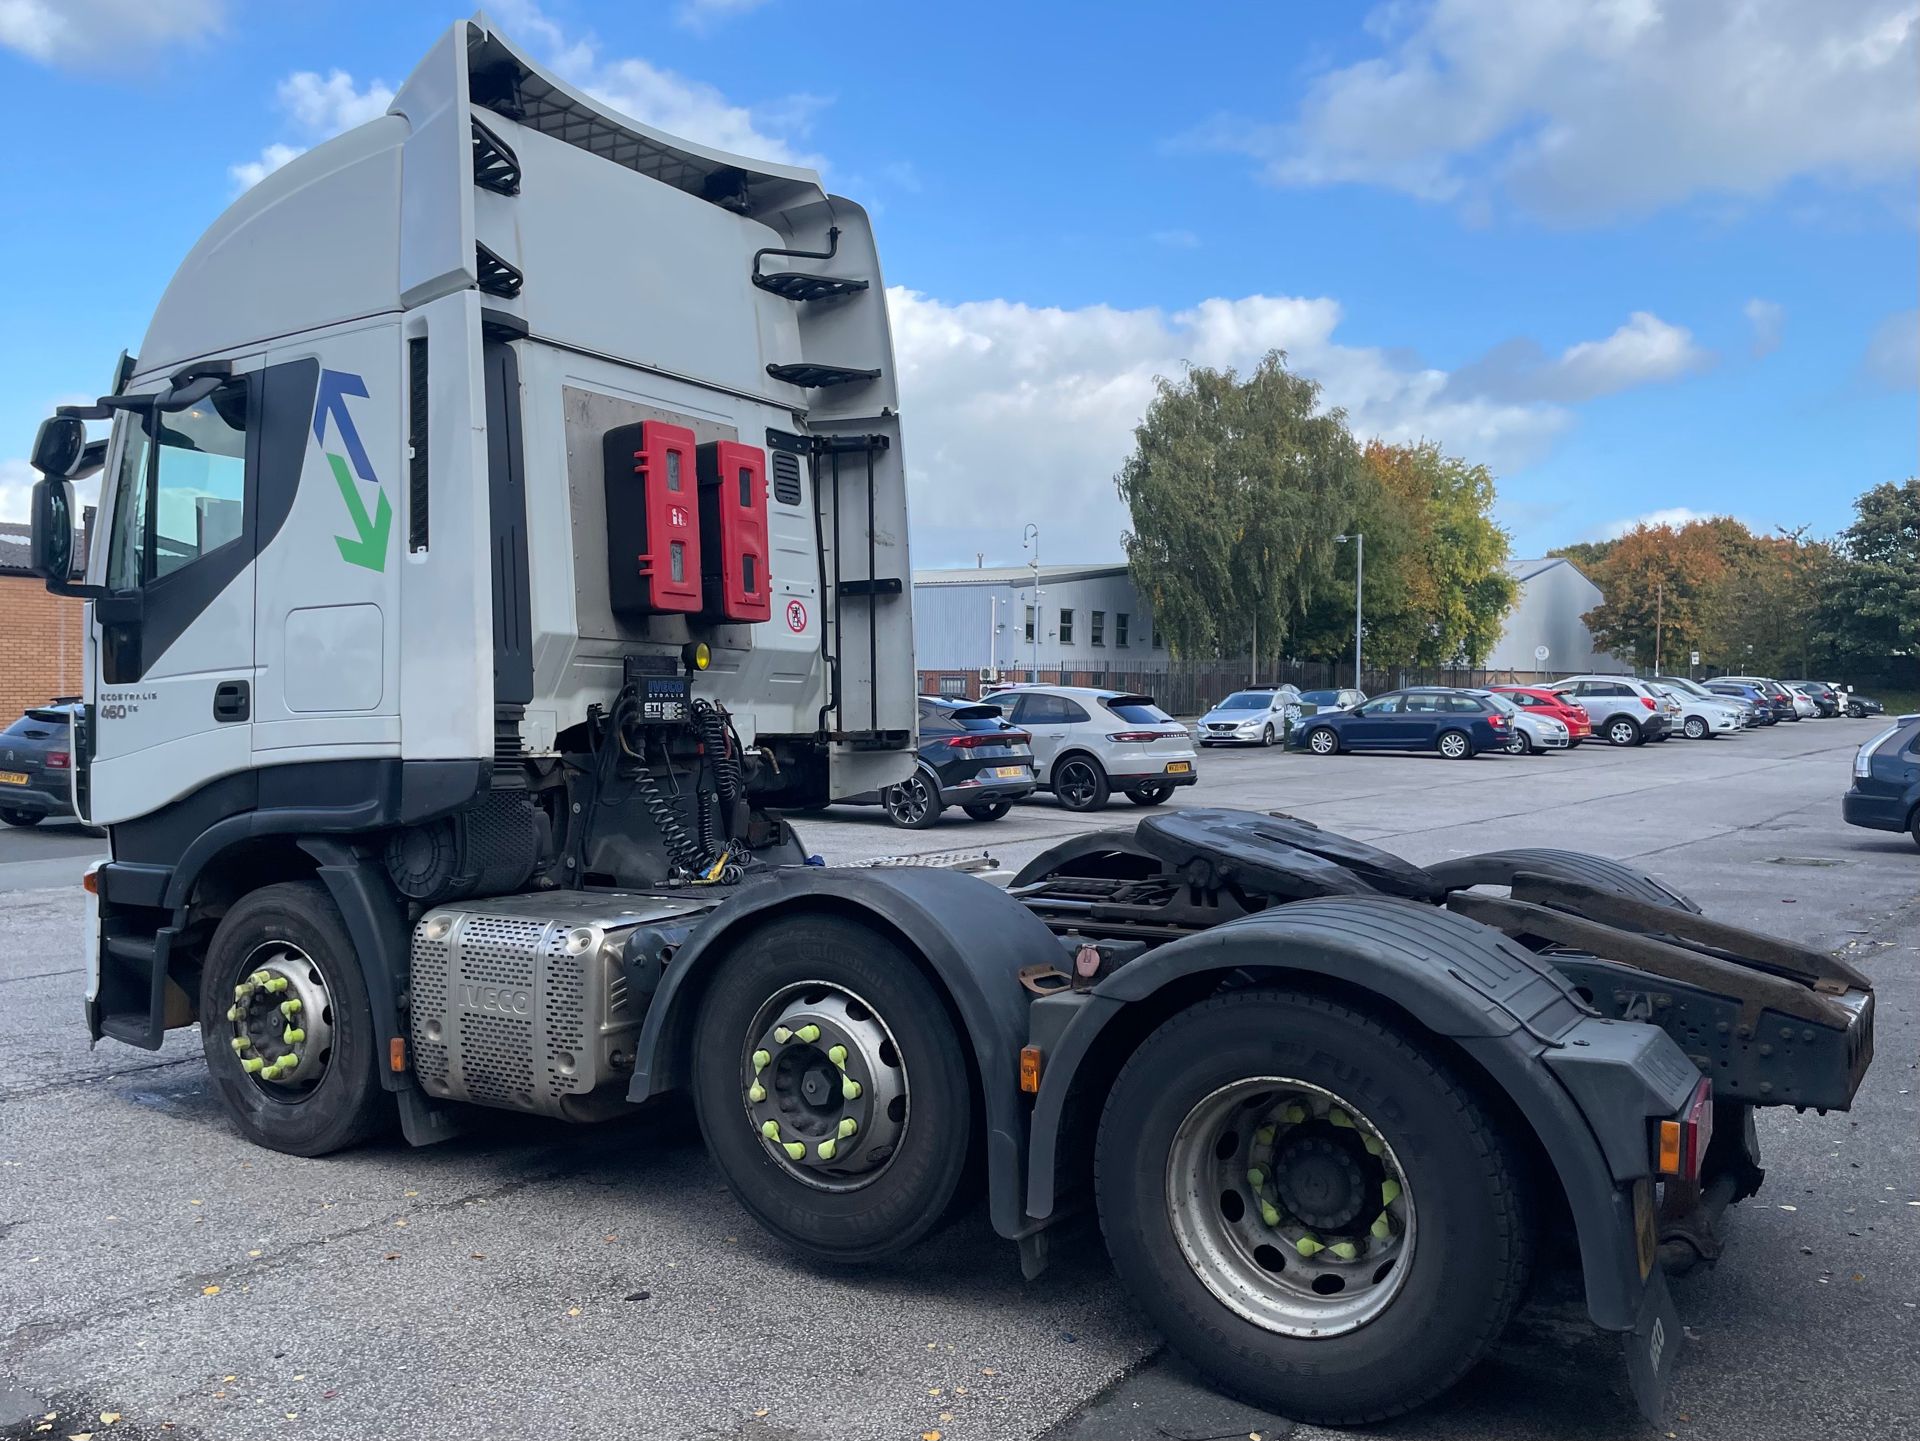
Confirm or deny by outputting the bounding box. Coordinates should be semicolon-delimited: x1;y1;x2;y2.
285;1413;298;1420
940;1413;954;1422
247;1250;262;1259
223;1377;236;1383
982;1368;998;1376
470;1253;486;1260
922;1432;942;1441
929;1388;942;1398
1251;1433;1263;1441
567;1306;582;1317
189;1199;203;1206
384;1253;401;1261
752;1409;769;1419
404;1190;418;1197
201;1286;220;1297
99;1415;121;1426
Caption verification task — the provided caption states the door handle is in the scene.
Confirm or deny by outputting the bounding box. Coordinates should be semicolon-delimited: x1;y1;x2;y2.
213;680;250;723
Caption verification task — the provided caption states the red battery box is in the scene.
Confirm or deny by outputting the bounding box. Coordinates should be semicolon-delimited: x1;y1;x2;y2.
696;440;772;622
602;420;702;615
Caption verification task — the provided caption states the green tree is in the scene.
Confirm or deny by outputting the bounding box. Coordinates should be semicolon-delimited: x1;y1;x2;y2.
1117;352;1364;665
1813;478;1920;681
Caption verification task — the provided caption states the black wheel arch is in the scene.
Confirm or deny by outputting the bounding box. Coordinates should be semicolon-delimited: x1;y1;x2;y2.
627;865;1068;1241
1024;896;1684;1334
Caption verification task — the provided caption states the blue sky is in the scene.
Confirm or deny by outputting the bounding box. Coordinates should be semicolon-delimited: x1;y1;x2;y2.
2;0;1915;567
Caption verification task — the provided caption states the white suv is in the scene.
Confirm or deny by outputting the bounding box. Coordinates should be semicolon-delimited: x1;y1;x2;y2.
980;686;1198;811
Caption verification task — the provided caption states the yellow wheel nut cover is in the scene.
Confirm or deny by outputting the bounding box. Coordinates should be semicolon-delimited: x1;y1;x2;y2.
841;1077;862;1100
774;1026;792;1044
827;1044;848;1067
230;1036;250;1054
1295;1236;1324;1257
817;1139;837;1161
1329;1241;1358;1260
748;1082;767;1103
1260;1200;1281;1227
837;1117;858;1138
760;1120;780;1141
796;1024;821;1043
242;1057;264;1074
1381;1179;1402;1207
782;1142;805;1160
752;1049;770;1073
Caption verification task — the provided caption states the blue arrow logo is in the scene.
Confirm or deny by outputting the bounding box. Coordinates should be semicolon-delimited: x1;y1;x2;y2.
312;368;376;484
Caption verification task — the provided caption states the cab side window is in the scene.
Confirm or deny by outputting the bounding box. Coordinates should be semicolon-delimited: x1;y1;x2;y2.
106;380;250;589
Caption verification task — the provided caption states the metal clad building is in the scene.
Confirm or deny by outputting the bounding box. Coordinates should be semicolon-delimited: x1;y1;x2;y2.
912;564;1166;681
1481;557;1627;675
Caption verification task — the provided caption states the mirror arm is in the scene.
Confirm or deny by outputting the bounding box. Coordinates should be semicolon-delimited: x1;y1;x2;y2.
155;373;225;412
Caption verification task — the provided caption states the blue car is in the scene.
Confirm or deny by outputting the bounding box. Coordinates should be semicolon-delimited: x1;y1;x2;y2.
1842;713;1920;848
1290;687;1510;760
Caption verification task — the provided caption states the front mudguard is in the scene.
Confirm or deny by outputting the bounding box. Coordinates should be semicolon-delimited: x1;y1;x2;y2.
1024;896;1698;1332
627;865;1066;1241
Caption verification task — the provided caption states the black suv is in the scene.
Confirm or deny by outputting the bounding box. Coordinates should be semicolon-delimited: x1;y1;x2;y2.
838;697;1037;828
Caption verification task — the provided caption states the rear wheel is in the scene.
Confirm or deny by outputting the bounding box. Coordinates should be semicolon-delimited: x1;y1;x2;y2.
0;809;42;827
880;770;942;829
1054;756;1111;811
1436;730;1471;760
962;800;1012;821
1605;716;1641;747
1306;727;1339;756
1129;784;1174;807
1097;990;1530;1425
690;916;973;1263
197;881;391;1156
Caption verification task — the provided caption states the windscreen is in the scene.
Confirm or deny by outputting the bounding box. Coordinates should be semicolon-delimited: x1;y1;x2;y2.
1216;691;1273;710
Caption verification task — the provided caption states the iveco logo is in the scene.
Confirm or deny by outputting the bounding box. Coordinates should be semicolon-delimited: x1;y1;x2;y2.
458;983;532;1016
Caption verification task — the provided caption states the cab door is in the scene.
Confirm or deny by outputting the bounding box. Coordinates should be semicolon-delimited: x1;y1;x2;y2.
87;358;306;825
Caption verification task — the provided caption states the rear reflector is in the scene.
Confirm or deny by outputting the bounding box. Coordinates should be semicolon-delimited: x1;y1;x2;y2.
1655;1079;1713;1179
1019;1046;1043;1094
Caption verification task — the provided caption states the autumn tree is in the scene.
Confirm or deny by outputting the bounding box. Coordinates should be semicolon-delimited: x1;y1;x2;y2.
1118;352;1364;664
1579;521;1731;670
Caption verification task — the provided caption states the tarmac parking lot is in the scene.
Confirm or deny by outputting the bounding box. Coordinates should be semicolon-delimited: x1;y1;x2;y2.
2;721;1915;1441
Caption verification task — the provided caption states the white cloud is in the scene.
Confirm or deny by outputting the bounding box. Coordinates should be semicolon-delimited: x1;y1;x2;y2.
229;71;394;191
1187;0;1920;222
1863;308;1918;389
1744;298;1785;359
491;0;824;167
888;288;1703;565
1443;311;1711;404
0;456;35;525
675;0;773;30
1595;506;1719;540
0;0;221;66
1150;229;1202;249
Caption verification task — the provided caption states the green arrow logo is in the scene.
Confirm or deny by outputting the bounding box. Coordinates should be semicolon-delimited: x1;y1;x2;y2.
327;452;391;571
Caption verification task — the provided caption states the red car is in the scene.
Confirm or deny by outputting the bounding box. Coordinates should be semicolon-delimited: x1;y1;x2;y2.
1492;686;1593;745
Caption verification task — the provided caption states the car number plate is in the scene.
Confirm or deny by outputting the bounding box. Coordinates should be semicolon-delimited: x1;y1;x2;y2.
1164;761;1192;774
991;765;1027;779
0;771;27;786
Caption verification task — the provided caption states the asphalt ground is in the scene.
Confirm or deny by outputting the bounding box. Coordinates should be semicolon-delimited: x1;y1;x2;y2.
2;718;1914;1441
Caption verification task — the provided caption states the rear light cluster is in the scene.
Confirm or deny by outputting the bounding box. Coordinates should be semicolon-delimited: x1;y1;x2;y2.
1639;696;1656;710
1655;1080;1714;1180
1487;714;1508;728
1106;730;1186;742
946;731;1030;748
46;750;69;770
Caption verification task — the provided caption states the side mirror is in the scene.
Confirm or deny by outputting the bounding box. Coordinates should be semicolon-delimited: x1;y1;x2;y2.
31;415;87;478
29;476;76;581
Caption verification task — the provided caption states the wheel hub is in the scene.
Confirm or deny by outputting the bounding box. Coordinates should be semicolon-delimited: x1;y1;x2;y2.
224;942;334;1092
743;983;909;1191
1272;1135;1369;1230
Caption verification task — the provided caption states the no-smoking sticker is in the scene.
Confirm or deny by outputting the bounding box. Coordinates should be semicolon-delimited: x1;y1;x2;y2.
785;598;809;632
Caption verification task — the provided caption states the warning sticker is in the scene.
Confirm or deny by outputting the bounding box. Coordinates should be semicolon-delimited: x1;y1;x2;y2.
785;599;809;633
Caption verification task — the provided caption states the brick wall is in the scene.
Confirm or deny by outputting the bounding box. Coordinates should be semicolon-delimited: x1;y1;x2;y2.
0;573;86;721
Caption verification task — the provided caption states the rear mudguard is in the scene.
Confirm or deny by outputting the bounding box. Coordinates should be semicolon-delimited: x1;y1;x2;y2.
1425;847;1701;913
627;865;1066;1240
1025;895;1699;1331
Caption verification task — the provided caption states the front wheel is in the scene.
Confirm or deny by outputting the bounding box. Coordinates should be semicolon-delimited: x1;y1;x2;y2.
690;916;973;1263
1261;724;1276;747
1605;717;1641;747
1436;730;1472;759
1097;990;1530;1425
1129;784;1174;807
880;770;942;829
197;881;392;1156
1847;704;1864;719
1054;756;1111;811
1306;727;1339;756
962;800;1012;821
0;808;42;827
1684;716;1708;740
1503;730;1531;756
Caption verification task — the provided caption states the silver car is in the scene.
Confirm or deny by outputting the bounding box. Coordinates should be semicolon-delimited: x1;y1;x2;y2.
1651;677;1750;736
1477;690;1568;755
1194;687;1302;747
1297;687;1368;714
981;686;1199;811
1549;675;1675;746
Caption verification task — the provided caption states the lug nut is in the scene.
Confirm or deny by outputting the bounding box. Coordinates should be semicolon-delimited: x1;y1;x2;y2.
841;1077;861;1101
827;1044;848;1067
1329;1241;1358;1260
230;1036;250;1054
796;1024;821;1043
752;1050;770;1074
283;1026;306;1045
782;1142;805;1161
748;1082;767;1103
280;998;302;1017
836;1117;857;1139
242;1057;265;1074
1380;1179;1402;1207
774;1027;792;1044
1260;1200;1281;1227
817;1139;838;1161
1295;1235;1324;1257
760;1120;780;1141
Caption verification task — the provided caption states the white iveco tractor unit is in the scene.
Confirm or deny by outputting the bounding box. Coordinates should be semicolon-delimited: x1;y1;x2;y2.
24;18;1874;1427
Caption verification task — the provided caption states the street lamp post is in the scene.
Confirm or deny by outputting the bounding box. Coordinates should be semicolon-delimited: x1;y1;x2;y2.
1022;523;1042;683
1334;533;1364;690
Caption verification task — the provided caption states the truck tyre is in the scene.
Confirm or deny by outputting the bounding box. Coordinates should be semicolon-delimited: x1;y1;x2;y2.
1053;756;1111;811
197;880;393;1156
1096;989;1530;1426
1605;716;1641;746
691;915;974;1264
880;769;942;829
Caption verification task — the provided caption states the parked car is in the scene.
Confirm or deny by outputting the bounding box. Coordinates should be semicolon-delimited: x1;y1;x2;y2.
1490;686;1593;745
1842;713;1920;848
981;686;1197;810
1548;676;1674;747
1704;679;1786;724
1647;682;1742;740
1785;681;1840;718
1842;689;1885;720
1193;687;1302;747
0;703;77;826
1296;687;1368;713
1653;675;1759;729
1291;687;1510;759
1478;690;1568;755
837;697;1036;828
1718;676;1805;721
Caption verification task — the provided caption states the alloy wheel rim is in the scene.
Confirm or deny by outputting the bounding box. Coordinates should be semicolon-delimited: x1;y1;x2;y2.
885;774;933;825
1310;730;1334;754
1059;761;1098;806
1440;733;1467;757
1166;1077;1416;1338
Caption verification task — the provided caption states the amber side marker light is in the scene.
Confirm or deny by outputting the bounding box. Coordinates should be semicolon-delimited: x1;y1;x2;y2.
81;870;99;895
1656;1079;1714;1179
390;1037;408;1073
1019;1046;1043;1094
